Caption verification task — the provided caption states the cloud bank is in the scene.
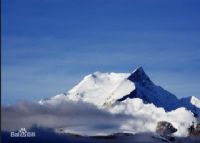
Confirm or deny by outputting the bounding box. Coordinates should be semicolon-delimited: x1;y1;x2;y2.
2;98;196;137
2;100;131;136
110;98;196;136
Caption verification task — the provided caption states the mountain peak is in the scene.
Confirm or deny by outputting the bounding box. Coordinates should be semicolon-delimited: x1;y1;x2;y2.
134;66;144;72
128;67;151;83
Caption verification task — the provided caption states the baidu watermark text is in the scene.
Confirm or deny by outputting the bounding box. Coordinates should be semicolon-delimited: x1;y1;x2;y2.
10;128;36;138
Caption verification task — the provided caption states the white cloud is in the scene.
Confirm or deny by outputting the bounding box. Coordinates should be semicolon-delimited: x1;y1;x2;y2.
2;98;196;137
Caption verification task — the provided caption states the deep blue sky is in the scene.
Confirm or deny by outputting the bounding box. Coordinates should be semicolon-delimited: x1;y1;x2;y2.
2;0;200;104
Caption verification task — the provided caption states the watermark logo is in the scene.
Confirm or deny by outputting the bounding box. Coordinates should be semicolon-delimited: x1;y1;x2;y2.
10;128;36;137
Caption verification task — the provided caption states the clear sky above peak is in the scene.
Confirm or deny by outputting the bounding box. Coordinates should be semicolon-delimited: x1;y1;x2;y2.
2;0;200;104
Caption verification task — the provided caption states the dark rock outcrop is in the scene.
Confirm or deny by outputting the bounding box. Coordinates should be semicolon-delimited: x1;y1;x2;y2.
156;121;177;137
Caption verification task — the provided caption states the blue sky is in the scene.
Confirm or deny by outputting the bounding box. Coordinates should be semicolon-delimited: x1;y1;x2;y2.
2;0;200;104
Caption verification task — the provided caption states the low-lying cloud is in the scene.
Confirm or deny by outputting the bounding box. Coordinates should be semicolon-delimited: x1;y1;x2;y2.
2;100;131;135
1;98;197;137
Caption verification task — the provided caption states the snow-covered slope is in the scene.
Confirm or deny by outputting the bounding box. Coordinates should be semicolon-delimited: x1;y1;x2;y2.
190;96;200;108
67;72;134;106
39;67;200;117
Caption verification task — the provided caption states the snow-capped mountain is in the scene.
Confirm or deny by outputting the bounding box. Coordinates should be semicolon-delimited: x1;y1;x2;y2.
4;66;198;138
40;67;200;117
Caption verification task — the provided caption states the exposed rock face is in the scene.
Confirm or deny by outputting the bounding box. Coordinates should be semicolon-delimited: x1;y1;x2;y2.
156;121;177;137
188;122;200;136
